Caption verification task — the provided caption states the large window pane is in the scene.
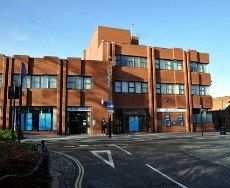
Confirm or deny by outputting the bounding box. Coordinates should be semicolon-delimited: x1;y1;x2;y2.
129;82;135;93
165;60;172;70
135;57;141;67
135;82;141;93
76;77;83;89
179;85;184;94
32;76;40;88
155;59;160;69
84;77;92;89
156;83;161;93
127;57;134;67
67;76;75;89
142;83;148;93
115;82;121;92
41;76;49;88
122;81;128;93
140;58;147;68
161;84;166;94
121;56;127;66
24;75;31;88
115;55;121;66
166;84;173;94
50;76;57;88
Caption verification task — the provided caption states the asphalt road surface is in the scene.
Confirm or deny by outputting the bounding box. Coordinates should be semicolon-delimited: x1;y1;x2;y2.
42;136;230;188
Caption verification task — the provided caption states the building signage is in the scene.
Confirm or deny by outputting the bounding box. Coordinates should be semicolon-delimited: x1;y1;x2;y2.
67;107;90;111
157;108;186;112
107;102;114;110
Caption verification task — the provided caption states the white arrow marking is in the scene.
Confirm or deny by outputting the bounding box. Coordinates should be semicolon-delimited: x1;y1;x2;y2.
91;150;115;169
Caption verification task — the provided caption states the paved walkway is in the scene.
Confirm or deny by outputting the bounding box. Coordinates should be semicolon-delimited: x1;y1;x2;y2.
22;131;229;188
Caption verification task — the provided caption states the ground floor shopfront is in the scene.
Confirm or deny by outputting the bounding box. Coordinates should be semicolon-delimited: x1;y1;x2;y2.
10;106;214;135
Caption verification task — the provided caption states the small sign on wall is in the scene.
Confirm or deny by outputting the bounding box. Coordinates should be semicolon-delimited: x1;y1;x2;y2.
92;119;96;126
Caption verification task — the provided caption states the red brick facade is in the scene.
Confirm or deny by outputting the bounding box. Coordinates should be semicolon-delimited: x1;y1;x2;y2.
0;26;214;135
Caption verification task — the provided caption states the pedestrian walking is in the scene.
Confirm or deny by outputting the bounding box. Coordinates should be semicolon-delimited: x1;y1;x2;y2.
100;118;107;135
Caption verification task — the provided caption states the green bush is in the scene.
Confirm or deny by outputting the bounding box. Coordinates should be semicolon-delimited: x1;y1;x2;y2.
0;129;23;140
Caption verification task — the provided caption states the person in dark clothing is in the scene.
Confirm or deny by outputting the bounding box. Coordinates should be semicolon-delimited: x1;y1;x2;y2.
100;118;107;135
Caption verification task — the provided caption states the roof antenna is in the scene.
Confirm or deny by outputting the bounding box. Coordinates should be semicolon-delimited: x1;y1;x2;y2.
131;24;134;40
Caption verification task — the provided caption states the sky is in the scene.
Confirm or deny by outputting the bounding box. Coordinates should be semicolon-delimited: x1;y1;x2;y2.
0;0;229;98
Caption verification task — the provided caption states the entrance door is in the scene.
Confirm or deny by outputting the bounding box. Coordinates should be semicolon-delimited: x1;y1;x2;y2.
129;116;139;132
68;111;88;134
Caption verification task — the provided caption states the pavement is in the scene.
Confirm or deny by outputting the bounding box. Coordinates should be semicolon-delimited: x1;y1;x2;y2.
22;131;229;188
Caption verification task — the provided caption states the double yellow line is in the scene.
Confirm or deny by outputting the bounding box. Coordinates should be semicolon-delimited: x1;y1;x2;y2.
51;150;84;188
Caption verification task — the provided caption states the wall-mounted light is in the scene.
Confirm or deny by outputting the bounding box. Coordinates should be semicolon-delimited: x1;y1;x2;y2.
101;99;104;106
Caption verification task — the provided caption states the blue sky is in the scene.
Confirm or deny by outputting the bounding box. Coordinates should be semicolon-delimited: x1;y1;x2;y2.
0;0;229;98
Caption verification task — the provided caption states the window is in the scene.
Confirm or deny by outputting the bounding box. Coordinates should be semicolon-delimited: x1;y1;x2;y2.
156;59;183;71
190;62;198;72
157;83;184;95
0;74;2;87
166;84;173;94
190;62;208;73
67;76;75;89
179;85;184;94
41;76;49;88
142;83;148;93
122;81;128;93
135;57;141;67
165;60;172;70
115;82;121;92
115;55;121;66
127;57;135;67
121;56;128;66
13;75;57;89
129;82;135;93
76;77;83;89
84;77;92;90
115;55;147;68
32;76;40;88
50;76;57;88
135;82;141;93
155;59;160;69
156;83;161;94
140;58;147;68
174;61;183;70
115;81;148;94
191;85;210;95
67;76;92;90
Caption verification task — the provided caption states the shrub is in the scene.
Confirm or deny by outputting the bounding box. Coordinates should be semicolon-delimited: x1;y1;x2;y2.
0;129;23;140
0;142;45;177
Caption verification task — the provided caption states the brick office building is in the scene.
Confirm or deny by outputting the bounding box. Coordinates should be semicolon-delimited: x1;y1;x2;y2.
0;26;214;135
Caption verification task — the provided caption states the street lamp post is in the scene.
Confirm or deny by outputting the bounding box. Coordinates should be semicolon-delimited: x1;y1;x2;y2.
108;56;112;138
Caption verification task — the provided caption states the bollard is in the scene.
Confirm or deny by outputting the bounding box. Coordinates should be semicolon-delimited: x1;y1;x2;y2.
220;127;226;135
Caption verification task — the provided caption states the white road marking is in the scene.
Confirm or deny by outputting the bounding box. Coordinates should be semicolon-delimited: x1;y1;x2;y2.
145;164;188;188
79;145;89;147
114;145;132;155
91;150;115;169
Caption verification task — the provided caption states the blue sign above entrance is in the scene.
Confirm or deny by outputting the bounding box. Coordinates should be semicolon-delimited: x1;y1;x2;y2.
107;102;114;110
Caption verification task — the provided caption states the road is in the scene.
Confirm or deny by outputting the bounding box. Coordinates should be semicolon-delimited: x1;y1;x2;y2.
39;135;230;188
